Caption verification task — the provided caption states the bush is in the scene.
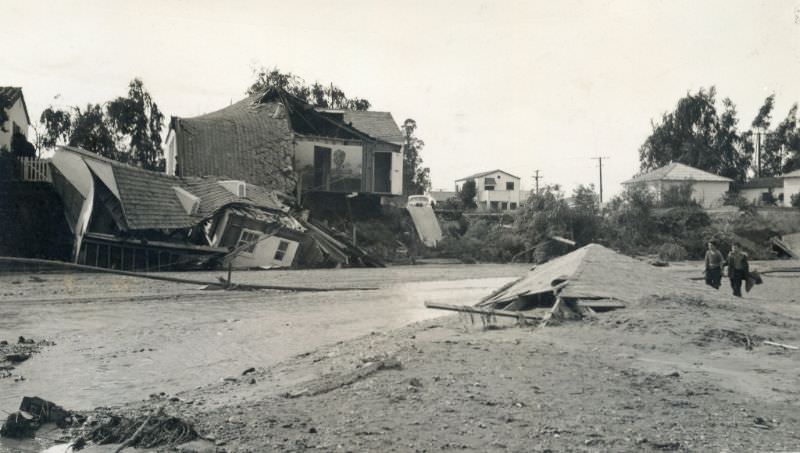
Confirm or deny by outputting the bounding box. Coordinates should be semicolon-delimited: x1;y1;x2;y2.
655;243;688;261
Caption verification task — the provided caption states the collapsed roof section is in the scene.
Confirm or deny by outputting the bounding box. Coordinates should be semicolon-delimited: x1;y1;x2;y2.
478;244;706;310
52;146;289;234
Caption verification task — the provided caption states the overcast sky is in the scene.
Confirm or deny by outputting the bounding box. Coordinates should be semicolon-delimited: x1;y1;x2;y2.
4;0;800;198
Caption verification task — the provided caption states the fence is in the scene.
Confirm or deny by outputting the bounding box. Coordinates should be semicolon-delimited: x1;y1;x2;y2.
18;157;52;182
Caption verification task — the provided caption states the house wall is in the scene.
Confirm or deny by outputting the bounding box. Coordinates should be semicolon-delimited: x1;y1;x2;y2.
391;149;403;195
230;234;298;269
165;130;177;176
624;180;729;208
1;99;30;151
295;139;363;193
785;177;800;206
220;214;299;269
456;171;521;210
686;181;729;208
740;187;785;206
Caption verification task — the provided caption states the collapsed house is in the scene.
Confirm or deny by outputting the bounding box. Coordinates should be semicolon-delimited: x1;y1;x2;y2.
48;146;317;270
166;87;404;200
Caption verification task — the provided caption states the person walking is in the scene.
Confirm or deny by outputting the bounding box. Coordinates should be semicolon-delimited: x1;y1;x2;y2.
704;242;724;289
727;242;749;297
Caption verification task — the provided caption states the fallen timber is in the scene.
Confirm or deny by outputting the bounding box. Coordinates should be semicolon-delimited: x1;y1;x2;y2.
0;257;377;292
424;301;545;321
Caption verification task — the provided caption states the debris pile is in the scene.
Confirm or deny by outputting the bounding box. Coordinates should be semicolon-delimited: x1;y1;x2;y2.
427;244;718;324
0;397;76;439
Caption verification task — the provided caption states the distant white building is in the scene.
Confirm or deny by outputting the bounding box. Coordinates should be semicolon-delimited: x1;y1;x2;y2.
455;169;522;211
0;87;31;152
621;162;732;208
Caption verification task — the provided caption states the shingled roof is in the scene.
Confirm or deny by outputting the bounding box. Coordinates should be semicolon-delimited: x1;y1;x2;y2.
173;93;295;192
622;162;733;184
341;111;404;144
57;147;289;231
0;86;30;124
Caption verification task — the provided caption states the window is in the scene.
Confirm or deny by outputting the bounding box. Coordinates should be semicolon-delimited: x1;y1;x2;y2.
490;201;499;210
274;240;291;261
485;185;495;191
506;181;515;190
236;230;261;253
501;202;508;210
510;202;517;210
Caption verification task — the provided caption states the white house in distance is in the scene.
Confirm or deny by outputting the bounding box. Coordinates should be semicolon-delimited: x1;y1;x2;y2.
0;87;31;151
621;162;733;208
455;169;522;211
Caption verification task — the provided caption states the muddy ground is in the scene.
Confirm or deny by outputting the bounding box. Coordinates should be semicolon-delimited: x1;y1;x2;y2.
1;261;800;452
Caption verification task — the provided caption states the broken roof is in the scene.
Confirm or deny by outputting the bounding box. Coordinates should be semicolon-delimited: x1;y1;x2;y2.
340;111;404;145
478;244;709;308
55;146;288;231
622;162;733;184
0;86;30;124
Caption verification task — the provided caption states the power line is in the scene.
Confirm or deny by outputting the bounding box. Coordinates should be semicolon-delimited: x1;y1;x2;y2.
590;156;609;204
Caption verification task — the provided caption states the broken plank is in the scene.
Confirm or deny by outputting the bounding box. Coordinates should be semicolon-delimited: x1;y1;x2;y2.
424;302;543;321
763;341;799;350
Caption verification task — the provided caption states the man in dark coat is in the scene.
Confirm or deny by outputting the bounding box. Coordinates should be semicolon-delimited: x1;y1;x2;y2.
727;242;749;297
704;242;724;289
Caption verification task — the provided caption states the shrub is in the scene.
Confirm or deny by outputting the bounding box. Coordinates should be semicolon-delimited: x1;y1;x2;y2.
655;243;688;261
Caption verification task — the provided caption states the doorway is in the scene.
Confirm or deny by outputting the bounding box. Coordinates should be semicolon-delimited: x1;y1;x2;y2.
313;146;331;191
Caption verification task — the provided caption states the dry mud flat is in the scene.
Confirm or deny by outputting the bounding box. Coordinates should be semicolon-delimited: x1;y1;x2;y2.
91;275;800;452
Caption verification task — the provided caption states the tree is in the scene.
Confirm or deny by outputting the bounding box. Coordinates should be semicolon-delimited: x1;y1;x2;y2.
569;184;602;245
639;87;750;181
401;118;431;195
39;79;165;170
459;179;477;209
514;185;572;245
247;66;370;111
757;104;800;176
106;79;166;170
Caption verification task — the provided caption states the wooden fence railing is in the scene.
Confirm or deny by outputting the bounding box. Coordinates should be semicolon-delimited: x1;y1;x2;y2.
18;157;52;182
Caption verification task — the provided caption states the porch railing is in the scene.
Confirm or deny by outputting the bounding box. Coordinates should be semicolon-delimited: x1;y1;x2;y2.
18;157;52;182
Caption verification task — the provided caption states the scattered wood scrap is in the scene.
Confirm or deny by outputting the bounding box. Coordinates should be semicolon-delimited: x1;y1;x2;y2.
763;341;799;350
424;302;544;322
283;356;402;398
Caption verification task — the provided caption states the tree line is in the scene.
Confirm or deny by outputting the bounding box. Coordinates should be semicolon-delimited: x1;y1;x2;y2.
640;87;800;181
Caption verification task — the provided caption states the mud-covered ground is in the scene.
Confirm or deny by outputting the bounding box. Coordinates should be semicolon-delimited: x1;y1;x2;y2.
2;261;799;452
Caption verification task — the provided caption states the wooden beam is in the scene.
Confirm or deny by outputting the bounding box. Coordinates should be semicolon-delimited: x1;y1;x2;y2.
424;301;543;321
576;299;625;309
0;257;376;293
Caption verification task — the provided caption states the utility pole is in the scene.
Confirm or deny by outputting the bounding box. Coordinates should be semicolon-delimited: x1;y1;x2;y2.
532;170;542;194
591;156;609;204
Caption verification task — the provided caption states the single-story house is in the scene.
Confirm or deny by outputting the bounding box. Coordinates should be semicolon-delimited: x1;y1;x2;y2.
621;162;732;208
166;87;404;201
738;177;785;206
0;86;31;152
455;169;522;211
49;146;308;270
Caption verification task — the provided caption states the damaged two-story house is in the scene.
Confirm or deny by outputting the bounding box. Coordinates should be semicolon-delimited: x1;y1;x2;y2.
165;87;404;206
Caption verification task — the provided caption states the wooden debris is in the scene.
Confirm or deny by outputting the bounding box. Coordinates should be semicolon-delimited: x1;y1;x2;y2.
763;341;799;350
424;302;544;322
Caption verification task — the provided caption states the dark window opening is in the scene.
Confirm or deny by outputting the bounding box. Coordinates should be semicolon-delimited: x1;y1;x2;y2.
274;240;290;261
506;181;515;190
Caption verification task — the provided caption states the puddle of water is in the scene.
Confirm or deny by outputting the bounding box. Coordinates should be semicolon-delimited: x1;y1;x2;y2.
0;272;518;449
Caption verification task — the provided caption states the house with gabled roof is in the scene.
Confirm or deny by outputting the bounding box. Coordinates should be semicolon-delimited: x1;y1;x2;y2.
621;162;733;208
0;87;31;152
455;169;522;211
49;146;309;270
166;87;404;203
